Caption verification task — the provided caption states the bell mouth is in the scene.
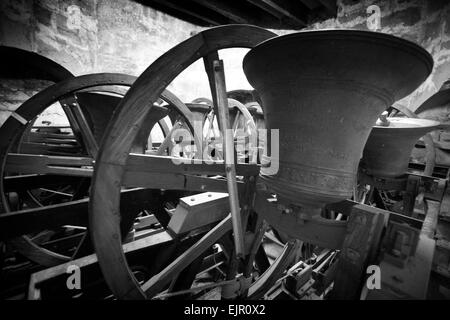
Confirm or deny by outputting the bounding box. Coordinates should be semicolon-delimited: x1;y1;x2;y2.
243;29;433;104
361;117;440;179
243;29;434;210
373;117;440;130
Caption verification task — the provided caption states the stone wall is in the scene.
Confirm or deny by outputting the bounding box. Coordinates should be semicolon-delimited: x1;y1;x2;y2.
305;0;450;112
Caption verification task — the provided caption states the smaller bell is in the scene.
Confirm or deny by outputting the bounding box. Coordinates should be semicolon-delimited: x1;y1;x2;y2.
361;116;440;178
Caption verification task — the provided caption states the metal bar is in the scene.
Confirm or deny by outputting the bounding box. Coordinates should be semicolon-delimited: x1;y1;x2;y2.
212;59;245;258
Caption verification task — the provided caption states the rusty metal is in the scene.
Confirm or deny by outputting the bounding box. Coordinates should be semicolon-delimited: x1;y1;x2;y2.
243;30;433;223
361;117;439;179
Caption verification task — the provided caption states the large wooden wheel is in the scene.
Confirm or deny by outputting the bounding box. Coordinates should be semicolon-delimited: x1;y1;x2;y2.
88;25;300;299
0;73;195;267
0;46;74;82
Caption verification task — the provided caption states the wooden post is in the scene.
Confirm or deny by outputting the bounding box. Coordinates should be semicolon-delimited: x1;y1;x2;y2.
330;204;385;299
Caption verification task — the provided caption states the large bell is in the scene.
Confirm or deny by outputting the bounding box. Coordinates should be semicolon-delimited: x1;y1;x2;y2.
243;30;433;215
361;117;439;178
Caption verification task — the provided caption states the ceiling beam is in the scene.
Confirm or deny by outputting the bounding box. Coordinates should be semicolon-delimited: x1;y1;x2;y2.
316;0;337;16
246;0;284;19
189;0;256;24
246;0;307;27
299;0;320;10
147;0;224;26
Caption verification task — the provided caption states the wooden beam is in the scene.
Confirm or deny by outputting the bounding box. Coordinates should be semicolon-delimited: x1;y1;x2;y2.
189;0;256;24
0;188;157;240
125;153;260;177
330;205;385;299
168;192;230;235
18;142;84;156
246;0;283;18
123;171;236;192
4;174;86;192
149;0;223;26
25;131;77;144
60;96;99;158
142;214;232;296
5;154;253;192
7;153;259;178
364;200;439;299
246;0;307;26
299;0;321;10
316;0;337;15
28;230;173;300
5;153;94;177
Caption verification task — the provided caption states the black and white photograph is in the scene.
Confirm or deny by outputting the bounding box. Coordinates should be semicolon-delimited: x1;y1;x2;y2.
0;0;449;308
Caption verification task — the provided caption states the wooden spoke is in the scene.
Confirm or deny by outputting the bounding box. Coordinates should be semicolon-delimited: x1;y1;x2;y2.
131;105;169;154
245;219;268;276
247;240;300;299
60;95;99;158
5;153;94;177
155;121;183;155
142;215;233;297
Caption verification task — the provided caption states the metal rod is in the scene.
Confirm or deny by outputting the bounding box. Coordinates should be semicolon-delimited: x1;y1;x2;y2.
212;59;245;258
